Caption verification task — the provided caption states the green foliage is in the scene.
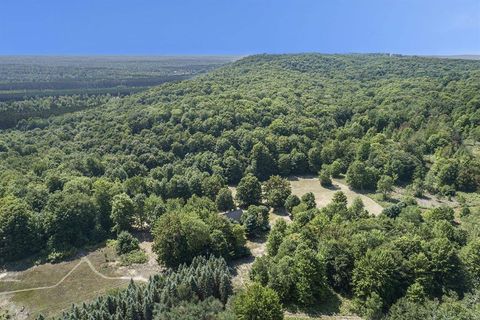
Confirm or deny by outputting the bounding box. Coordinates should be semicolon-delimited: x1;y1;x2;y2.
352;248;404;309
284;194;301;213
216;187;235;212
241;205;270;237
346;160;379;191
119;249;148;265
110;193;135;233
250;143;277;180
424;206;455;222
49;256;233;320
43;191;98;251
263;175;292;209
115;231;139;254
301;192;316;210
0;197;38;261
257;190;477;317
236;174;262;208
386;289;480;320
329;159;344;178
377;175;395;199
382;204;402;219
318;169;333;187
143;194;166;226
152;199;246;267
0;53;478;319
153;212;210;267
0;54;479;264
460;239;480;285
267;219;288;256
233;283;284;320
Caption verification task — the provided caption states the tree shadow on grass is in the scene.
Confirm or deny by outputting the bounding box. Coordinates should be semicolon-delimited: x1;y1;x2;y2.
286;288;343;316
248;232;268;245
327;184;341;191
228;254;255;278
273;207;289;217
383;197;400;204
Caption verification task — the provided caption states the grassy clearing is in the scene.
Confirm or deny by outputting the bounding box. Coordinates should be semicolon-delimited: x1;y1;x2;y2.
289;176;384;216
230;176;384;216
9;262;129;319
0;238;159;319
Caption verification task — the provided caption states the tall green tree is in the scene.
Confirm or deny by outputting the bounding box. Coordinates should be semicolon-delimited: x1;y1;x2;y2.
236;174;262;208
111;193;135;233
216;187;235;212
0;197;37;261
263;175;292;209
250;143;276;180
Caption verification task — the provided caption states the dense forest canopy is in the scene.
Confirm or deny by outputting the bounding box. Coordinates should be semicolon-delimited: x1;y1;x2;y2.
0;54;479;319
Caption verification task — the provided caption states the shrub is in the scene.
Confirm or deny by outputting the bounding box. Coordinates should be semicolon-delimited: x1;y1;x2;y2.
284;194;300;213
116;231;139;255
233;283;284;320
120;249;148;265
319;169;333;187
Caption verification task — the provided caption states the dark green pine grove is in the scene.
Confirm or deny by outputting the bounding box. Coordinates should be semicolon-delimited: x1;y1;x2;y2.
0;54;479;319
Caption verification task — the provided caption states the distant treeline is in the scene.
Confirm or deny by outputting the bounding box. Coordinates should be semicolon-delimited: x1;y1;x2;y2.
0;74;190;92
0;56;235;128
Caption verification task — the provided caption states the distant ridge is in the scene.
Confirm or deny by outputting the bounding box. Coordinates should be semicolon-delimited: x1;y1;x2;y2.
425;55;480;60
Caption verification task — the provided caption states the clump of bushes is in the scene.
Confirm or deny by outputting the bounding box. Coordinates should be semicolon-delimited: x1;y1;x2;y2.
116;231;139;255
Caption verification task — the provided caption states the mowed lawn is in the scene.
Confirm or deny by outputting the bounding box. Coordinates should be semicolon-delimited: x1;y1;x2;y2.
289;176;384;216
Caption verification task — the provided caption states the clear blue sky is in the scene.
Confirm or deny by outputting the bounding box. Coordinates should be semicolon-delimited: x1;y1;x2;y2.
1;0;479;55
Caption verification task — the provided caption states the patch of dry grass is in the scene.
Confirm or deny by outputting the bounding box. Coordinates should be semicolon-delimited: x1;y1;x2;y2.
0;239;159;319
8;262;129;319
289;177;384;216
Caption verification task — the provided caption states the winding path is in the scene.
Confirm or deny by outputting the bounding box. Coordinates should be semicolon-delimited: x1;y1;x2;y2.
0;257;147;296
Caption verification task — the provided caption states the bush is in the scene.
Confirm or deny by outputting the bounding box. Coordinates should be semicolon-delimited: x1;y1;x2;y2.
233;283;284;320
284;194;300;213
424;206;454;222
382;204;402;219
460;206;471;217
46;249;76;263
120;249;148;265
319;169;333;187
116;231;139;255
301;192;316;210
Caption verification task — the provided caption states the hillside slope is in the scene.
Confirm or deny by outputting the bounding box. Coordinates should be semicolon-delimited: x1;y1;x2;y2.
1;53;479;259
1;53;480;320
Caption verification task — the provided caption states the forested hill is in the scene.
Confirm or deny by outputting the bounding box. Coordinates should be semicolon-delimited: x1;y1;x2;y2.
1;53;480;319
1;53;479;261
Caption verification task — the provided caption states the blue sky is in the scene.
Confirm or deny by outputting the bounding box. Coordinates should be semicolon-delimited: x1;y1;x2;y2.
0;0;479;55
